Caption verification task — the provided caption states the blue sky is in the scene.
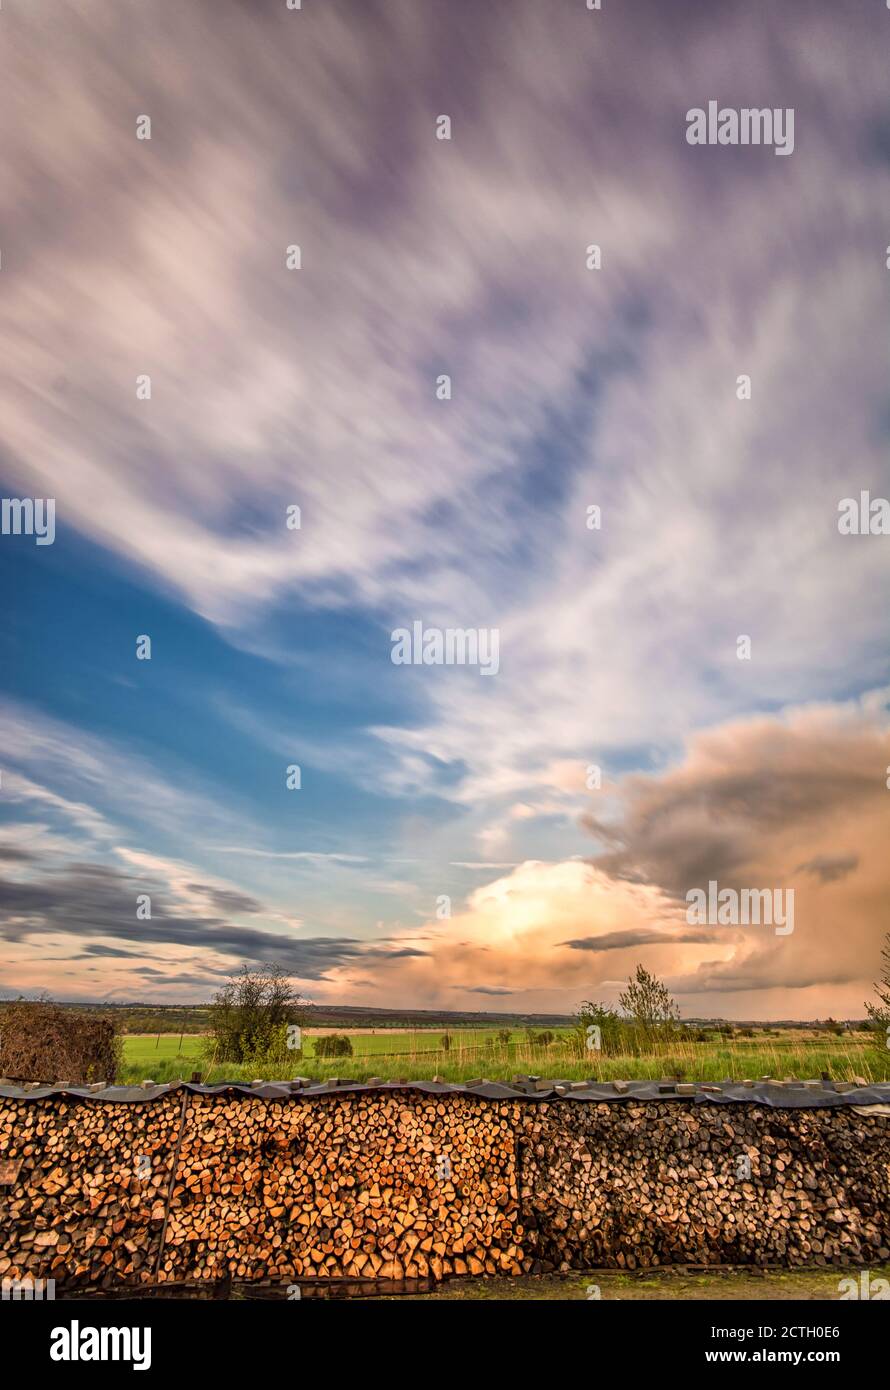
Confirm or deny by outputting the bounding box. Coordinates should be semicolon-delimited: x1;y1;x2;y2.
1;0;888;1017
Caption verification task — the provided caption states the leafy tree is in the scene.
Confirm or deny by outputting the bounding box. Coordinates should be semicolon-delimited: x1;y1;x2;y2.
618;964;680;1031
571;969;682;1056
571;1000;625;1057
205;965;305;1065
496;1029;512;1046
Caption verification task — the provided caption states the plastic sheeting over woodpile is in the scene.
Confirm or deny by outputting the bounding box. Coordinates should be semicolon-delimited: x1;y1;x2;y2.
2;1076;890;1107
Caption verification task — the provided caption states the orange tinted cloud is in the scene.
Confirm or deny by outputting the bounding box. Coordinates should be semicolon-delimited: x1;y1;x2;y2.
323;694;890;1018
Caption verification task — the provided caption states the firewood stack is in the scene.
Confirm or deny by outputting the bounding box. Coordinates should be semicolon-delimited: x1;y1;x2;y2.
0;1095;180;1289
158;1092;523;1284
519;1101;890;1272
1;1087;887;1292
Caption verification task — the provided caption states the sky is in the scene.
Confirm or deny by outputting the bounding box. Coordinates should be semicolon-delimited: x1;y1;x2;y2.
0;0;888;1019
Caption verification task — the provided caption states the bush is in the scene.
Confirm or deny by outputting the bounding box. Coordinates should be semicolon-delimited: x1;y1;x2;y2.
205;965;304;1065
314;1033;353;1059
239;1022;299;1069
0;1000;121;1084
570;1002;632;1058
573;967;684;1059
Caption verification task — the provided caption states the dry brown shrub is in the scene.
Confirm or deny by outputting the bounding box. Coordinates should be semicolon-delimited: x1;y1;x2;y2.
0;1001;121;1084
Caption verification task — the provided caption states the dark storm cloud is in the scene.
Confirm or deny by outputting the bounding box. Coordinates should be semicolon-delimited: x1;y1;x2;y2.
795;854;859;884
678;962;867;995
82;943;142;958
584;715;887;901
0;859;427;981
562;929;719;952
185;883;263;914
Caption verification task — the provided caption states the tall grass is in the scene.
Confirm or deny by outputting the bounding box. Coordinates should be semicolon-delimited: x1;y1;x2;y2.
117;1033;890;1086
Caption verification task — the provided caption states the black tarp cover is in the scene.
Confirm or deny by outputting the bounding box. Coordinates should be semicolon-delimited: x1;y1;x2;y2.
2;1078;889;1108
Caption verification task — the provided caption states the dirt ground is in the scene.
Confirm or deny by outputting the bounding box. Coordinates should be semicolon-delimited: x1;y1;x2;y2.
370;1265;890;1301
53;1265;890;1301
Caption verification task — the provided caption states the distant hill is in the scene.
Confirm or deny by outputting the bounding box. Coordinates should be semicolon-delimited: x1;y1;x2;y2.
0;999;574;1032
0;999;872;1033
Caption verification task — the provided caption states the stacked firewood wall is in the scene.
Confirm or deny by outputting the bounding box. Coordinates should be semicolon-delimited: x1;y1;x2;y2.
157;1092;522;1283
0;1095;180;1289
1;1091;887;1290
519;1101;890;1270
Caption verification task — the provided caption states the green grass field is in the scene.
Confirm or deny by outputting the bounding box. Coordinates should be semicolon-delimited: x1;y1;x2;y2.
118;1029;890;1086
